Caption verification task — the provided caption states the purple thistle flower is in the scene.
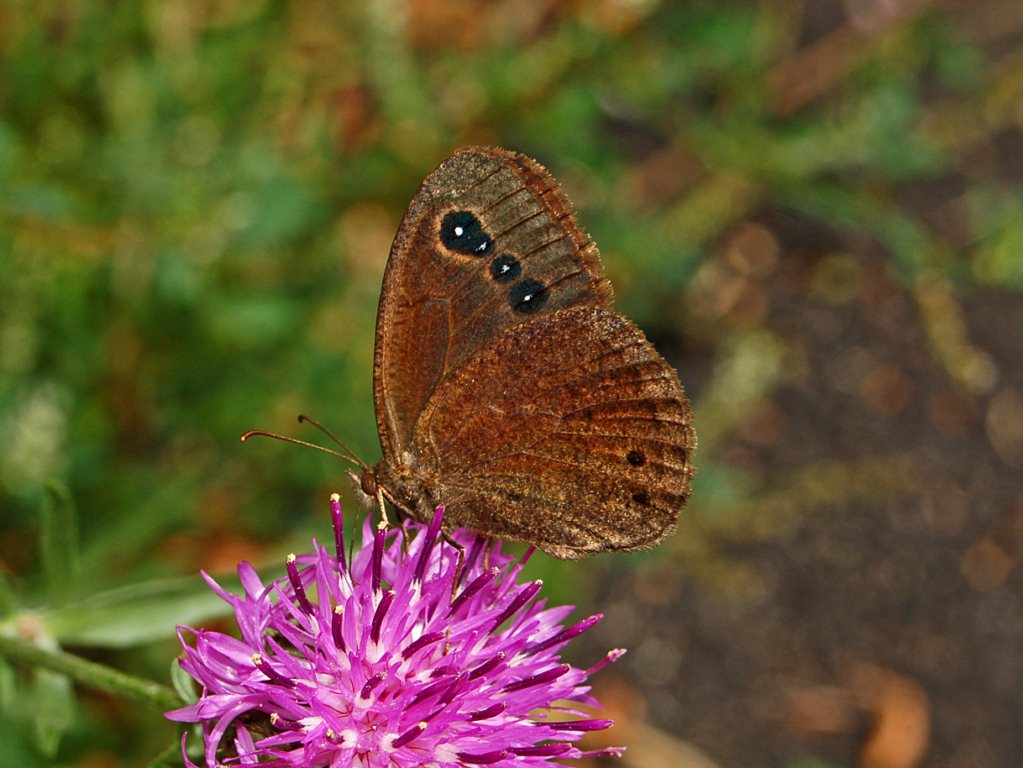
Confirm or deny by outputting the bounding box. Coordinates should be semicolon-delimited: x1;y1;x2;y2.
167;494;625;767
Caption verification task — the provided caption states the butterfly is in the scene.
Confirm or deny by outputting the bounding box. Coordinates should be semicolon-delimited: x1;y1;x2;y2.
334;147;696;560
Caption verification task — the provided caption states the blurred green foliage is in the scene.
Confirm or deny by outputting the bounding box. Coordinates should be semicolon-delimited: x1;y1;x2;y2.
1;1;1022;765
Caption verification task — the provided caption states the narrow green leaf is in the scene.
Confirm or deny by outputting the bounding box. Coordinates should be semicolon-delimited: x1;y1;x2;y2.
29;667;75;757
0;570;19;618
39;481;81;606
0;657;14;711
169;658;197;705
147;740;190;768
42;574;245;648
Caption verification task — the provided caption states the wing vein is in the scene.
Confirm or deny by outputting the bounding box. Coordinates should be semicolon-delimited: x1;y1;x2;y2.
443;426;689;476
522;358;665;406
478;184;528;216
461;165;503;194
521;233;569;260
561;395;686;419
492;208;546;240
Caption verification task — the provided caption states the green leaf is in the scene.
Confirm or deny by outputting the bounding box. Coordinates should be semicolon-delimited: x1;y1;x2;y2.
0;657;14;711
169;657;197;705
29;666;75;757
39;481;81;606
41;574;243;648
0;570;19;618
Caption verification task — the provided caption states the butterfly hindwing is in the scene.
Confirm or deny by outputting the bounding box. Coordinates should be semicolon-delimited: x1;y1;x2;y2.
412;306;695;558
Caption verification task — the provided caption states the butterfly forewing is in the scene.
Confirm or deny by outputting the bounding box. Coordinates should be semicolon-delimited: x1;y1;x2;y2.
373;148;612;458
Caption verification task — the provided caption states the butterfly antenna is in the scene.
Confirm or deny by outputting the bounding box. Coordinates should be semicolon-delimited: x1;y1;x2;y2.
239;430;362;469
297;414;366;469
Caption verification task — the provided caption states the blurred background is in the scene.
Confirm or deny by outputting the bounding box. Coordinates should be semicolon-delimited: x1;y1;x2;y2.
2;0;1023;766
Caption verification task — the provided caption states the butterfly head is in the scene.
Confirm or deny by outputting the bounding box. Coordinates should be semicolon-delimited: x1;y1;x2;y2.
359;466;378;498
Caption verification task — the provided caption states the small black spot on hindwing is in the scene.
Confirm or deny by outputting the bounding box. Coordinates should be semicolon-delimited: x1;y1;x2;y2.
509;279;548;314
490;253;521;283
627;450;646;467
632;492;650;506
439;210;492;255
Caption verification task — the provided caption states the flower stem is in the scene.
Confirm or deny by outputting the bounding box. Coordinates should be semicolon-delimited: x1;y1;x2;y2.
145;739;189;768
0;632;182;711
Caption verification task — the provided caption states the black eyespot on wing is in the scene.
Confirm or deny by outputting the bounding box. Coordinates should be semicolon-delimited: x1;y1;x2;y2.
440;210;492;256
632;492;650;506
627;450;646;467
490;253;521;283
509;279;548;314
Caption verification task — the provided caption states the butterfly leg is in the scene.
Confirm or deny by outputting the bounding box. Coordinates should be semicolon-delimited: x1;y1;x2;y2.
380;487;413;554
440;530;467;599
397;517;412;556
482;537;503;571
348;503;364;565
375;486;393;527
377;486;417;554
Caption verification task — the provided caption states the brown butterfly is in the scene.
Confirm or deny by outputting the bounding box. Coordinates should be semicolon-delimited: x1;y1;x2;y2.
347;147;695;560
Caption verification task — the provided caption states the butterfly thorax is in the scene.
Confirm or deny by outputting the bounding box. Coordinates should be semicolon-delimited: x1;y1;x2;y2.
364;456;436;523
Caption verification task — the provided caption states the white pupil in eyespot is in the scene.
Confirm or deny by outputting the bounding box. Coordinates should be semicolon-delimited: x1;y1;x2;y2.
454;226;464;236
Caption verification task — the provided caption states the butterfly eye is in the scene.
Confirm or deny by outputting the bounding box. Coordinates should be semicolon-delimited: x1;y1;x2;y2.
509;279;548;314
440;210;492;256
489;254;521;283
